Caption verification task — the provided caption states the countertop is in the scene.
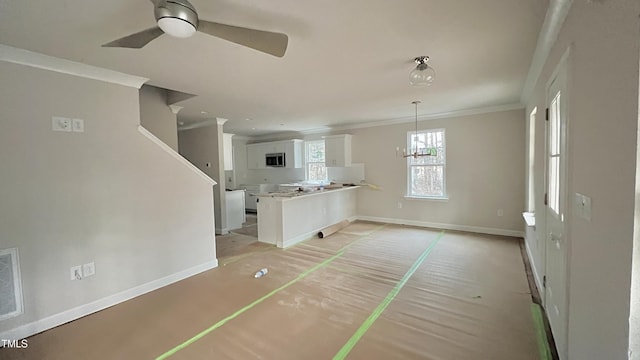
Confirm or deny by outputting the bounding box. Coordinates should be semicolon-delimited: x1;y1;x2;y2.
255;185;360;201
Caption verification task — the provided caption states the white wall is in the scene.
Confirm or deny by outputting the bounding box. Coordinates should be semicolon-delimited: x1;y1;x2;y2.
352;109;525;235
525;0;639;358
139;84;178;151
0;61;216;337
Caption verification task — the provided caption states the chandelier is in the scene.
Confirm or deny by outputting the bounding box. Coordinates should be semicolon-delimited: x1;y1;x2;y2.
402;101;437;159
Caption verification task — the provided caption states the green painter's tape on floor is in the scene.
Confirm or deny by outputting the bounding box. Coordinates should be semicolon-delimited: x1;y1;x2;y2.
333;230;445;360
530;303;552;360
156;223;385;359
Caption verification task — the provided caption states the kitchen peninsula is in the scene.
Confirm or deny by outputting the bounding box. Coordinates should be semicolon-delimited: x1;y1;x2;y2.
256;186;359;248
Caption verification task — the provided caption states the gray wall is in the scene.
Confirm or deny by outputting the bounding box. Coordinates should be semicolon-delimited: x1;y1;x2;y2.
352;109;525;233
178;124;226;233
0;61;216;333
139;84;178;151
524;0;639;358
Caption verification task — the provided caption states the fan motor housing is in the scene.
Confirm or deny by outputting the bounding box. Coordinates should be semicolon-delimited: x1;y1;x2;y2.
155;0;199;28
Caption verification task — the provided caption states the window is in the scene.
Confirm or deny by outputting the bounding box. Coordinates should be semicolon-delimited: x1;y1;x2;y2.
407;129;446;198
305;140;327;182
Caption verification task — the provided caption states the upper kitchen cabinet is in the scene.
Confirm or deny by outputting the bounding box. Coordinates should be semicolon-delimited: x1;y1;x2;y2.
247;143;266;169
262;142;285;154
246;140;303;169
284;140;303;169
324;134;352;167
223;133;234;170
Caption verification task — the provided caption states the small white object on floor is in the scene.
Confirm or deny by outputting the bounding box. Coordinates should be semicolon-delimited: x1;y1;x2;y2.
254;268;268;278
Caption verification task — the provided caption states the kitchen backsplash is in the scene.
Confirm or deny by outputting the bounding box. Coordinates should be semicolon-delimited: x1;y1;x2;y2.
238;164;365;186
241;168;305;185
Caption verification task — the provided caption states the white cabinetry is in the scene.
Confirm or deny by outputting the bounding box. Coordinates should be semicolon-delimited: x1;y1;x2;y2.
325;134;352;167
246;140;303;169
225;190;245;230
284;140;303;168
247;143;267;169
223;133;234;170
262;142;285;154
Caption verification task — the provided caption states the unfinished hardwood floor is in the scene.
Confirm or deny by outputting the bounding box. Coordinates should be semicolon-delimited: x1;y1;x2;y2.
2;222;542;359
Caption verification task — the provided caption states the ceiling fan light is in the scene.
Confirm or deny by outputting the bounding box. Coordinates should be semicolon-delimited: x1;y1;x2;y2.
158;17;196;38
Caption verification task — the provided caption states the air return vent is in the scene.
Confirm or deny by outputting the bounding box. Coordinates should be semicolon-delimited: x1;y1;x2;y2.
0;248;23;321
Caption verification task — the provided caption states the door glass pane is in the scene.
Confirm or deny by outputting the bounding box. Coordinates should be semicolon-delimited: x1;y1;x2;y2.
548;91;561;214
549;156;559;213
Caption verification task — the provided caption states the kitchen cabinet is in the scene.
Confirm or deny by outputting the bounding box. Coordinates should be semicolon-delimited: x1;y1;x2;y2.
223;133;234;170
284;140;303;168
225;189;246;230
262;142;285;154
246;140;303;169
247;143;266;169
324;134;352;167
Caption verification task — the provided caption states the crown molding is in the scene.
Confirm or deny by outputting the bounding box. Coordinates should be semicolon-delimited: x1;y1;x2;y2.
0;44;148;88
520;0;573;103
299;103;525;135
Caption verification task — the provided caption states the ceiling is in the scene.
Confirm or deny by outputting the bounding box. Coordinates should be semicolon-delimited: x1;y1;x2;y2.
0;0;549;136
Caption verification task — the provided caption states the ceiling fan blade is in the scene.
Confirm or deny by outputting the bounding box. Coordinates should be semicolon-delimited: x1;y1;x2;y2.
198;20;288;58
102;27;165;49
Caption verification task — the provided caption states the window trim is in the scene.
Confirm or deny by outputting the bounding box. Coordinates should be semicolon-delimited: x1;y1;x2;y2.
406;128;446;199
304;140;327;183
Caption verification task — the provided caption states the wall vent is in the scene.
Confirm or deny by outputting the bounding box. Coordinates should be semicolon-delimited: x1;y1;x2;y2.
0;248;24;321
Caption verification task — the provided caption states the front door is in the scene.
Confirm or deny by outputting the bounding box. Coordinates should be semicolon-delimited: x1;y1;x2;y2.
544;54;569;360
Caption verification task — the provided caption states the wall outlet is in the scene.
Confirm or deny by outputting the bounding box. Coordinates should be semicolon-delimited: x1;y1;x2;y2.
70;265;82;281
497;209;504;217
52;117;72;132
397;202;403;209
83;262;95;277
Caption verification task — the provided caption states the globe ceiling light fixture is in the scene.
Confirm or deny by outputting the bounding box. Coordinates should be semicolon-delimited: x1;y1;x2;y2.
402;101;437;159
409;56;436;86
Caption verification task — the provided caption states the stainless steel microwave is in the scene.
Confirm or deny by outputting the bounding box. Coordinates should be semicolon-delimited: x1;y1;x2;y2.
265;152;285;167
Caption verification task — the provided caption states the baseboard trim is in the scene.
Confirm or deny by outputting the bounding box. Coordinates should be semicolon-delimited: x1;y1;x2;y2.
355;216;525;238
0;259;218;341
524;240;544;295
281;231;316;248
280;218;357;248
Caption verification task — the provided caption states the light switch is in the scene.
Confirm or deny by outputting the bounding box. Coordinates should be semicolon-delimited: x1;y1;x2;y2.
72;118;84;133
52;117;72;132
575;192;592;221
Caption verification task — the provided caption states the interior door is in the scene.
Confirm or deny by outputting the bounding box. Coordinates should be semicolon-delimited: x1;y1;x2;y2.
544;57;569;359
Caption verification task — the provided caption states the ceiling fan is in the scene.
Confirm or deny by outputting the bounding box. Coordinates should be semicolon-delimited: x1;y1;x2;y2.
102;0;288;57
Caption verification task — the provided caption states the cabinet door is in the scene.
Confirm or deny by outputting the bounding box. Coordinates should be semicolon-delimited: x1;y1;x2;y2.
325;135;351;167
247;144;264;169
284;140;303;168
